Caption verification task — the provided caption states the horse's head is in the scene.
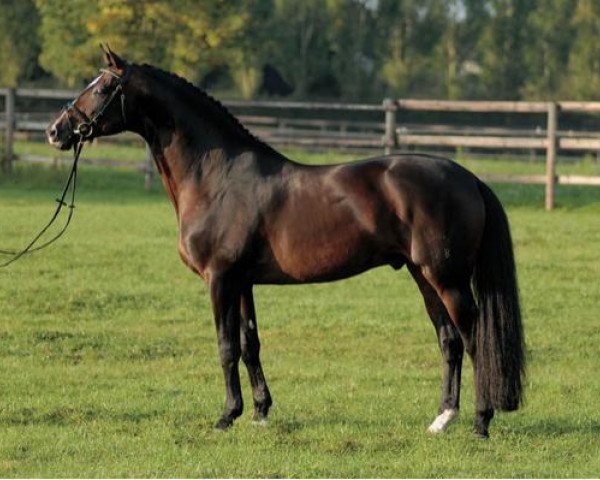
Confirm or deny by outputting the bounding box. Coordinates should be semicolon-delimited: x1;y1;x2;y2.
46;45;131;150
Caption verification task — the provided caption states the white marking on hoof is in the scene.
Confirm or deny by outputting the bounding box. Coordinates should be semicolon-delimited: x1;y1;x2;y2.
427;409;459;434
251;418;268;427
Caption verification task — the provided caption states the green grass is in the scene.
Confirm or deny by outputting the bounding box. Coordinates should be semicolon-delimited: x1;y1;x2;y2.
14;139;147;165
0;154;599;477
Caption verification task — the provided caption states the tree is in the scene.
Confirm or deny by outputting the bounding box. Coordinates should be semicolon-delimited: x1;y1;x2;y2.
84;0;250;84
17;0;600;101
429;0;493;100
270;0;334;98
328;0;378;100
226;0;276;99
376;0;448;98
35;0;254;90
376;0;421;96
434;1;461;99
478;0;536;100
36;0;99;86
0;0;40;87
562;0;600;100
521;0;576;100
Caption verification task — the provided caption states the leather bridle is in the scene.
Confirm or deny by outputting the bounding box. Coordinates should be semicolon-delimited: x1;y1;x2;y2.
64;65;130;140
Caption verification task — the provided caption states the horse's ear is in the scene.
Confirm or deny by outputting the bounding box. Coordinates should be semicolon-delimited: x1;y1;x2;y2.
100;43;126;72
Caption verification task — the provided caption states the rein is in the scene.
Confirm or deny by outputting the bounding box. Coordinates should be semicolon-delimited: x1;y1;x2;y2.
0;65;130;268
0;142;83;268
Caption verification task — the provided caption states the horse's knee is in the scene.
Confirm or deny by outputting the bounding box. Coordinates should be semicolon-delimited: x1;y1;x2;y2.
218;338;241;369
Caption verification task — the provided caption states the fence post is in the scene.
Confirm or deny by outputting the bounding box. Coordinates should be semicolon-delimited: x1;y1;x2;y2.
144;144;154;190
383;98;397;155
2;88;15;174
545;102;558;211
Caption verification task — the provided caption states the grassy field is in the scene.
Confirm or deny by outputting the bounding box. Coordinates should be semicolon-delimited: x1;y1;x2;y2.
0;148;599;477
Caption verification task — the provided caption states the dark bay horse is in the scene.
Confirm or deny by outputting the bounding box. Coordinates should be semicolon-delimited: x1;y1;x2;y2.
46;47;525;438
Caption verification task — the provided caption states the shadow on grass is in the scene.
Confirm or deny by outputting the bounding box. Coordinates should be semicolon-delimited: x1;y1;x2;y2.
510;418;600;437
0;406;163;426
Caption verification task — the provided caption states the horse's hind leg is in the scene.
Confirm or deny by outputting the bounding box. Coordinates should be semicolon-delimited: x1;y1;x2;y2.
408;264;463;433
240;285;273;424
432;279;495;438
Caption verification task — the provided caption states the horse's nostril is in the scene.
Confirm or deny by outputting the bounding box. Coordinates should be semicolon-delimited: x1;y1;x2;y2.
46;126;58;141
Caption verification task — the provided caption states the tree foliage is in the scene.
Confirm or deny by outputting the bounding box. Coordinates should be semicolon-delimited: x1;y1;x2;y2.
522;0;576;100
0;0;40;87
563;0;600;100
36;0;99;87
2;0;599;100
478;0;536;100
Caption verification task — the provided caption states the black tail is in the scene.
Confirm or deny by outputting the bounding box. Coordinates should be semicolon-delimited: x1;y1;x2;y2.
472;181;526;411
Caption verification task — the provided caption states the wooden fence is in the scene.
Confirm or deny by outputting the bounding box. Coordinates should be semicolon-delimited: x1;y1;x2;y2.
390;99;600;210
1;87;600;209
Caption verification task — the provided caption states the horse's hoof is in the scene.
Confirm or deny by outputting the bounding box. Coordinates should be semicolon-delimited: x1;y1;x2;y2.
427;408;459;434
251;418;268;427
251;409;269;426
473;430;489;439
214;417;234;431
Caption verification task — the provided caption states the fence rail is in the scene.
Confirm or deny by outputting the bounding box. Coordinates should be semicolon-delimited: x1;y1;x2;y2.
2;87;600;209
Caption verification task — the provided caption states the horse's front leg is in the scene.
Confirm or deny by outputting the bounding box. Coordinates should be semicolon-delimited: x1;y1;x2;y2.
240;285;272;424
210;273;244;430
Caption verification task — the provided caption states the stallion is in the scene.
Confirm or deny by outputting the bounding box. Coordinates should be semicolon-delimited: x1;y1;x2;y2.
46;47;525;438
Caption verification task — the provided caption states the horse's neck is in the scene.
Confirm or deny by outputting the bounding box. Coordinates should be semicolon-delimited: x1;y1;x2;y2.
138;100;224;169
132;89;283;215
131;88;232;202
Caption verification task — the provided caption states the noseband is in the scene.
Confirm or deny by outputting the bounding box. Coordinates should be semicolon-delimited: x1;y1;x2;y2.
64;65;130;140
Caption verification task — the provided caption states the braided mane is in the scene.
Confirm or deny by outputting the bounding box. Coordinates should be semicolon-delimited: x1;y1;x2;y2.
140;63;277;154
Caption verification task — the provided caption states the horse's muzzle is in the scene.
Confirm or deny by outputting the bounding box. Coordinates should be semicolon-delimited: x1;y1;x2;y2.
46;113;77;150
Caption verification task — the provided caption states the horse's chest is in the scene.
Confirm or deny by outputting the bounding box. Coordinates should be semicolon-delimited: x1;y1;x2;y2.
178;204;255;277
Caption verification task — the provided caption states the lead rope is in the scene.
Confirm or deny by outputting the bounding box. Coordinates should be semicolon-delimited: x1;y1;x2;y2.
0;141;83;268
